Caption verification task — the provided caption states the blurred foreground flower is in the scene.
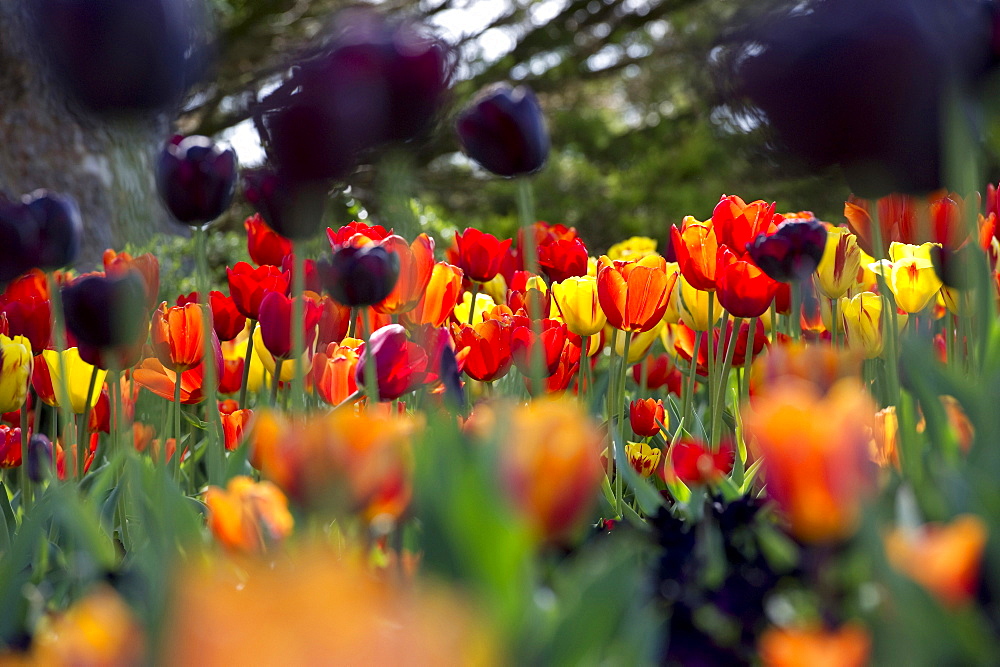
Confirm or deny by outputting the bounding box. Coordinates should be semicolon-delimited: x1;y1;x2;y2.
204;476;293;554
884;514;987;607
500;398;603;543
743;378;876;542
156;135;237;225
160;548;494;666
758;623;870;667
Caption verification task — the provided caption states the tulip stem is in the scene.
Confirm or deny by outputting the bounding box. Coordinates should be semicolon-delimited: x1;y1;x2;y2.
19;404;30;513
270;359;284;407
577;335;589;397
361;315;380;407
682;330;703;428
239;319;258;409
605;338;619;496
830;298;839;348
790;280;802;341
711;317;740;449
79;364;99;479
171;369;183;472
740;318;757;406
194;226;223;485
46;272;74;458
618;335;632;509
517;179;537;276
468;282;480;325
290;241;306;413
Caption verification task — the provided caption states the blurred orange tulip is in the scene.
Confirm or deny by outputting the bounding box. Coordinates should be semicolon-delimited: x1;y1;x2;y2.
759;624;870;667
204;475;294;554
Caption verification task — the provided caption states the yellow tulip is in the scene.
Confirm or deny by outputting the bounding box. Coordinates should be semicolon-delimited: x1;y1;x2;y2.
224;336;267;393
840;293;885;359
453;291;496;326
660;261;683;324
253;327;312;382
479;273;507;304
41;348;107;414
625;441;661;478
815;228;861;299
853;250;879;294
676;276;720;332
889;241;937;263
607;236;658;262
889;257;942;313
0;334;32;413
551;276;606;336
940;285;973;316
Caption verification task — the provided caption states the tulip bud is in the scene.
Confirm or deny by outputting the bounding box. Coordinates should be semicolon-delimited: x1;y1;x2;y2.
23;190;83;271
27;434;53;483
354;324;428;401
456;83;550;177
29;0;211;115
319;245;400;308
156;136;237;226
629;398;666;437
747;219;827;283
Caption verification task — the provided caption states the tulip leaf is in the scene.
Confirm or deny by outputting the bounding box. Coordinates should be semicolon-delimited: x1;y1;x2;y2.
739;459;764;495
0;482;13;551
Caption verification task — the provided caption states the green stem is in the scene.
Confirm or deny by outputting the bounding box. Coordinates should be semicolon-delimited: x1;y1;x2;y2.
790;280;802;341
740;318;757;406
711;317;740;448
577;335;589;397
830;297;839;347
361;315;380;405
46;272;73;457
467;282;480;325
682;330;703;428
239;319;257;409
516;179;537;276
172;368;182;473
605;336;619;494
291;241;306;413
19;402;30;513
78;364;99;479
270;359;284;407
195;226;223;484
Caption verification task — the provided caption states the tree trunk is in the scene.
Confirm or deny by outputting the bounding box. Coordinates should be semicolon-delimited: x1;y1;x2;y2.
0;2;178;270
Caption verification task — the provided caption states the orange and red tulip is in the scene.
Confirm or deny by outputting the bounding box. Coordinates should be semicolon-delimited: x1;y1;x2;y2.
671;216;718;291
596;254;676;332
373;233;435;316
151;301;205;372
715;246;780;318
244;213;292;267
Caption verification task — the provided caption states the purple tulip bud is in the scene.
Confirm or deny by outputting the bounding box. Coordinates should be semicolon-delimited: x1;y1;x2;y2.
319;245;400;308
0;197;37;284
156;136;238;225
27;434;53;484
746;219;827;283
243;167;329;241
258;10;453;182
456;83;550;178
29;0;211;115
62;273;149;350
724;0;997;196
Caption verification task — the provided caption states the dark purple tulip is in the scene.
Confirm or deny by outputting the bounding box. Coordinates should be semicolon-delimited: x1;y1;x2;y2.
0;196;37;284
258;10;453;182
455;83;550;178
354;324;428;401
62;273;149;350
22;190;82;271
724;0;997;196
29;0;211;115
319;245;400;307
746;219;827;283
157;136;238;225
243;167;329;241
27;434;53;484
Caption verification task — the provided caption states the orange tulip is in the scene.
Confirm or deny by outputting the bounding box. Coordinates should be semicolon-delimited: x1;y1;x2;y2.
311;339;363;406
670;216;718;291
374;234;435;315
204;475;294;554
220;408;253;451
596;255;677;332
711;195;783;256
401;262;464;329
151;301;204;371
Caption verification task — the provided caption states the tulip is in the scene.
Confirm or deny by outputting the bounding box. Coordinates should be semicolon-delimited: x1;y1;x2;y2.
840;292;887;358
151;301;205;372
454;228;512;283
747;219;827;283
453;291;497;326
758;624;870;667
632;353;683;395
455;83;549;177
319;245;400;308
886;257;943;313
537;237;589;283
610;323;663;364
204;476;294;553
244;166;332;241
0;294;51;356
625;441;661;478
26;434;52;482
259;12;453;181
711;195;782;255
373;234;435;315
0;425;22;468
132;355;220;405
452;319;513;383
665;438;734;486
326;221;392;249
401;262;464;329
715;247;780;318
0;191;82;283
499;398;603;542
629;398;666;437
815;228;862;299
209;291;247;342
227;262;290;320
103;250;160;310
607;236;658;262
676;276;720;332
671;217;718;291
551;275;606;337
156;136;237;225
220;409;254;452
597;254;677;332
884;514;987;607
36;348;106;413
510;317;566;378
244;213;292;267
257;292;323;360
61;272;149;353
742;378;876;542
354;324;428;401
312;339;363;406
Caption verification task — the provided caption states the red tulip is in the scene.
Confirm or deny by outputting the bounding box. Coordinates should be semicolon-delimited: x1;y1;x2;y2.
221;408;253;451
632;354;682;395
244;213;292;266
400;262;464;329
326;221;391;249
257;291;322;360
711;195;783;255
537;237;589;283
510;316;566;378
103;249;160;310
227;262;290;320
630;398;665;437
210;291;246;342
0;294;51;355
596;255;676;332
354;324;428;401
665;438;734;486
452;318;513;383
454;228;512;283
715;247;780;318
